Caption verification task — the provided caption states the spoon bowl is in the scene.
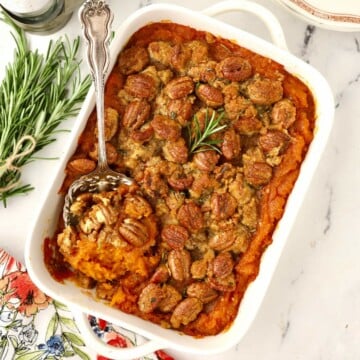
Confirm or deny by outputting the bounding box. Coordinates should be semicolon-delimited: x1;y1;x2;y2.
63;0;132;226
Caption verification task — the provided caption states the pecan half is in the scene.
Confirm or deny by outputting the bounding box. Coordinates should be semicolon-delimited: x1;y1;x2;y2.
98;107;118;141
158;285;182;313
217;56;252;82
123;194;153;219
118;46;149;75
209;252;234;279
151;114;181;141
170;297;203;328
187;282;218;303
162;138;188;164
190;259;208;279
168;98;193;126
177;202;204;231
196;84;224;108
209;273;236;292
161;224;189;250
210;192;237;221
167;249;191;282
221;128;241;160
122;99;151;130
150;264;170;284
193;151;219;172
130;124;154;143
89;143;118;165
259;130;290;155
68;158;96;175
118;218;149;247
209;231;236;251
271;99;296;129
244;161;273;187
138;283;164;313
164;76;194;99
125;73;156;100
168;171;194;191
247;77;283;105
209;42;232;62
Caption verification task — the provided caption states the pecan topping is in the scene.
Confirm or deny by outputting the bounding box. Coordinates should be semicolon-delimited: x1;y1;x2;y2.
221;128;241;160
196;83;224;108
161;224;189;249
138;283;164;313
118;218;149;247
210;192;237;221
209;252;234;279
150;264;170;284
168;171;194;191
209;231;236;251
68;158;96;175
52;20;315;337
217;56;252;81
271;99;296;129
118;46;149;75
123;194;153;219
187;282;218;303
164;76;194;99
123;99;151;130
177;202;204;231
158;285;182;312
193;151;219;172
125;73;157;99
167;249;191;282
247;77;283;105
170;297;203;328
151;114;181;141
163;138;188;164
244;161;273;187
259;130;290;155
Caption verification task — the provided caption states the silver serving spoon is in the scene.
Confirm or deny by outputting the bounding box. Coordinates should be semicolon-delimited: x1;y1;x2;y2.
63;0;133;226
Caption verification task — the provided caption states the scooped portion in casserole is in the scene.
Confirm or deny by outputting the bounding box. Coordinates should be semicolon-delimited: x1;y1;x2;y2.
45;22;316;337
57;184;159;284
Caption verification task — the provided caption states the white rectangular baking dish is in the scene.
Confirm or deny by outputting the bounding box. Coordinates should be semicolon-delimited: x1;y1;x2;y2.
25;1;334;359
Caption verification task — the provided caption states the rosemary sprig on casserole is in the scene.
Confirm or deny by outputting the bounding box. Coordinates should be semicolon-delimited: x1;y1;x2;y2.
187;109;227;154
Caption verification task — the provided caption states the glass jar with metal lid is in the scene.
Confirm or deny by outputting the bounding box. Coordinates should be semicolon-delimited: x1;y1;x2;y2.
0;0;84;34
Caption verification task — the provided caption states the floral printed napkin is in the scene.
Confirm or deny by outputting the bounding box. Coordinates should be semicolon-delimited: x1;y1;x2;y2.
0;248;174;360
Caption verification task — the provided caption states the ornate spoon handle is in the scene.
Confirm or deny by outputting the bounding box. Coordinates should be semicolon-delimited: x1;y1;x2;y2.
80;0;114;171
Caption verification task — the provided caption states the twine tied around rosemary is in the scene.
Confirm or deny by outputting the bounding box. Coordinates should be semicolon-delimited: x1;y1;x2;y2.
0;135;37;193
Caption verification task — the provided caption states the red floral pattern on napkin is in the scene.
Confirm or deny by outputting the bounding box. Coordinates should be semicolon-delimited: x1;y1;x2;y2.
0;248;174;360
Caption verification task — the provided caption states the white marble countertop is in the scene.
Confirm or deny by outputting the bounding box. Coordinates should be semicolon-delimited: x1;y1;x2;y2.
0;0;359;359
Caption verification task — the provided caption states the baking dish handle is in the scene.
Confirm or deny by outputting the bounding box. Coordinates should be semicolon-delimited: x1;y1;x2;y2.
72;311;167;360
202;0;288;50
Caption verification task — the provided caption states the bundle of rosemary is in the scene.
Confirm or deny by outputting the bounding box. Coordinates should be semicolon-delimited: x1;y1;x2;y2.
0;12;91;207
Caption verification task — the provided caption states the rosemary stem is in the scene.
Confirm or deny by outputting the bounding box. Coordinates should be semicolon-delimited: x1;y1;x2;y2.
0;11;91;206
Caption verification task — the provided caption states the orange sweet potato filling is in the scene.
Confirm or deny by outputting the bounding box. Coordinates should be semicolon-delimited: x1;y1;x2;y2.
44;22;315;337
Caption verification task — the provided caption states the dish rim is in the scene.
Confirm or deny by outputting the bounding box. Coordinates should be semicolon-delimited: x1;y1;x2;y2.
24;2;334;356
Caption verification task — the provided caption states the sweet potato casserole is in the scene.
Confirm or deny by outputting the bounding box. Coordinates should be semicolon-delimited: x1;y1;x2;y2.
44;22;315;337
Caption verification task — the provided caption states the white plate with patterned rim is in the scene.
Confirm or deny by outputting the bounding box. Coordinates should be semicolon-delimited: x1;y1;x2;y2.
274;0;360;31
